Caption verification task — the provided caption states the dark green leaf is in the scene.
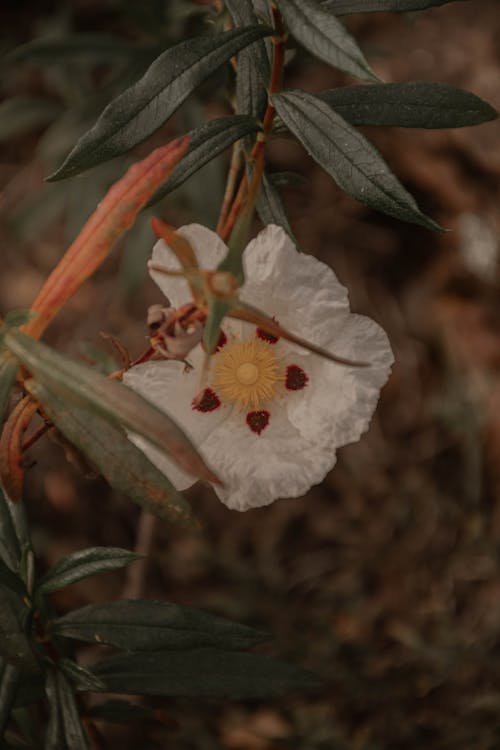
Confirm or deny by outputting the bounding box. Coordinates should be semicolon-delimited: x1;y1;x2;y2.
0;561;26;599
58;659;105;692
256;172;296;243
203;298;233;355
49;26;272;180
0;355;18;430
0;585;38;673
36;548;141;597
147;115;261;205
26;382;195;528
88;698;153;724
5;34;150;64
90;648;321;699
49;600;268;652
5;330;219;487
0;487;21;574
322;0;465;13
2;312;36;330
225;0;270;129
273;90;442;230
0;99;62;143
277;0;378;81
317;82;498;128
0;662;20;737
45;670;89;750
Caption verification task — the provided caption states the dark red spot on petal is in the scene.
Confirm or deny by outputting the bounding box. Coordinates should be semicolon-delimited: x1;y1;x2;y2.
256;325;279;344
285;364;308;391
246;410;270;435
192;388;221;413
216;329;227;351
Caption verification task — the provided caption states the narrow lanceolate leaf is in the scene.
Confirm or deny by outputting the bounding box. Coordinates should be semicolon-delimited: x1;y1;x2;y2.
36;548;141;597
277;0;378;82
58;659;105;692
0;585;38;672
0;661;20;737
5;33;150;64
0;397;39;503
26;380;195;528
204;298;233;355
49;600;268;652
256;172;296;243
4;331;220;487
25;139;188;341
318;82;498;129
273;90;442;230
229;300;369;367
322;0;465;13
45;670;89;750
0;487;21;572
89;648;321;699
147;116;261;205
225;1;270;128
50;25;272;180
0;559;26;598
0;355;18;425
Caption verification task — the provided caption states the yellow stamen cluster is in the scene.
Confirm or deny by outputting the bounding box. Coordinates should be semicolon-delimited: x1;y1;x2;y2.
212;338;281;410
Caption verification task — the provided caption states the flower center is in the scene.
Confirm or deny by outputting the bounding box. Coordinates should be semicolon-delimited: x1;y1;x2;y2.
212;338;280;410
236;362;259;385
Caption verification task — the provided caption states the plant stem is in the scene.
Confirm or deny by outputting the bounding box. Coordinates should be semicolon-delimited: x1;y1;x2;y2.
219;4;286;241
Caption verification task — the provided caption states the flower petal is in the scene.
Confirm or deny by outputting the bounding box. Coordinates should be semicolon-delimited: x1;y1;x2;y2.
123;349;226;490
286;314;393;449
150;224;229;307
197;402;334;512
241;225;350;348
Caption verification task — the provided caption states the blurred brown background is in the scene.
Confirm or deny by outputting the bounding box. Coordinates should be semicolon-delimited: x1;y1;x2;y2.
2;0;500;747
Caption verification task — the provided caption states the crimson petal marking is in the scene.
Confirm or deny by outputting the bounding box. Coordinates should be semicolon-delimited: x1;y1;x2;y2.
246;410;270;435
285;364;308;391
192;388;221;413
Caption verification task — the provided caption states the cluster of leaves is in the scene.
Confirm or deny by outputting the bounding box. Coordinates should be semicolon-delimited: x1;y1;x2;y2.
0;0;497;741
0;486;319;747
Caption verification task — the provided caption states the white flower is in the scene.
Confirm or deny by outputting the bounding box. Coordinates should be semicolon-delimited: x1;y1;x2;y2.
123;224;393;511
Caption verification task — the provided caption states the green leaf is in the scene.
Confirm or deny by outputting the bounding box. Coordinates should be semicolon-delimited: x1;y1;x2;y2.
49;25;272;180
317;82;498;128
0;487;22;573
5;33;151;64
36;548;141;597
0;98;62;143
322;0;465;13
0;355;18;431
88;698;153;724
58;659;105;692
45;670;89;750
203;297;233;355
5;330;219;487
89;648;321;699
147;115;261;205
26;381;195;528
0;662;20;737
0;585;38;673
49;600;268;652
0;561;26;599
225;0;270;128
273;90;442;230
276;0;379;82
256;172;296;243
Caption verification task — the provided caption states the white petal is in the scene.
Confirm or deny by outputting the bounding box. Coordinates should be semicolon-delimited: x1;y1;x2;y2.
286;314;393;449
196;402;333;512
150;224;229;307
122;350;226;490
241;225;350;347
